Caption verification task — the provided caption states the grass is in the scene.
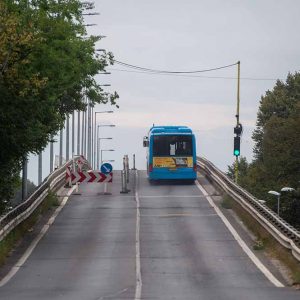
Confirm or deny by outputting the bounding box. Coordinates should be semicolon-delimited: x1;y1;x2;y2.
221;195;233;209
0;191;59;266
225;193;300;285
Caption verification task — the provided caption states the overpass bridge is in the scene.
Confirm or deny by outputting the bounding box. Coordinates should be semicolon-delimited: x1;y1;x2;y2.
0;158;299;300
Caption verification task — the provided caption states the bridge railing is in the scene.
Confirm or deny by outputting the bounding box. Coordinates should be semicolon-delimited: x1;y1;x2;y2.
0;157;86;242
197;156;300;262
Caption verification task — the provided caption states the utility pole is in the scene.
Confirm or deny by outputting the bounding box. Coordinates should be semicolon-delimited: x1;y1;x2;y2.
81;109;85;155
77;111;80;154
234;61;241;183
66;115;69;161
59;128;63;166
50;136;54;173
72;112;75;156
91;106;94;167
38;152;42;185
22;156;28;201
87;100;92;163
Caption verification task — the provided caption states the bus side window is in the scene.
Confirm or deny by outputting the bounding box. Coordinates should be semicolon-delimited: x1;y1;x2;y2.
170;143;176;156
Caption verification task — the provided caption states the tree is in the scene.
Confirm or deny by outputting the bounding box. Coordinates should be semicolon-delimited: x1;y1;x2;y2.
229;72;300;228
252;73;300;161
226;156;249;186
0;1;118;211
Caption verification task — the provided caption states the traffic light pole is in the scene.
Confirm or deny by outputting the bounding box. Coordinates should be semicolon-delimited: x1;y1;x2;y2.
235;61;241;183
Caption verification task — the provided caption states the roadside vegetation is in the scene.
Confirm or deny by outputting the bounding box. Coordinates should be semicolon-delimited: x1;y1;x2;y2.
0;0;118;213
0;192;59;266
227;73;300;229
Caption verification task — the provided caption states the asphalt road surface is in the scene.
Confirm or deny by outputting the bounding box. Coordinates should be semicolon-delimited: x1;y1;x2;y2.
0;171;299;300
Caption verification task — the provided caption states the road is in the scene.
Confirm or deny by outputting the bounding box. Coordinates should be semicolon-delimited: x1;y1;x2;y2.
0;171;299;299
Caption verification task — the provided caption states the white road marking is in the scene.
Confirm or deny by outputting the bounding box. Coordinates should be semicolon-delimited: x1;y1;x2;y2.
140;213;218;218
195;181;284;288
0;186;76;287
134;170;142;300
139;195;206;198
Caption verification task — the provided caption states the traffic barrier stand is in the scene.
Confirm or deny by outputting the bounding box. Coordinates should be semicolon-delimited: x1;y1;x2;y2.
65;166;72;188
100;181;112;195
132;154;136;170
120;170;130;194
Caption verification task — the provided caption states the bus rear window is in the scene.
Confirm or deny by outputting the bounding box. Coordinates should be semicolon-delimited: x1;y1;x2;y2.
153;135;193;156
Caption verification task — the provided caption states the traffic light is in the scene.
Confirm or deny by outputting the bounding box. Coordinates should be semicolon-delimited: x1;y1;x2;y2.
234;136;240;156
234;123;243;135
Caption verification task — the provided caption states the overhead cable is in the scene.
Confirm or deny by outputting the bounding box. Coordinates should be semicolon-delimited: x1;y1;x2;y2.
114;60;238;74
109;68;281;81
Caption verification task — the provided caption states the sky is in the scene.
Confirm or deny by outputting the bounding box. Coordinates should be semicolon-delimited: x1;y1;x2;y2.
27;0;300;184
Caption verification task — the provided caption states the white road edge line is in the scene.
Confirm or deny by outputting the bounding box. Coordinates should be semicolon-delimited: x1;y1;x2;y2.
195;180;284;288
134;170;142;300
0;185;76;287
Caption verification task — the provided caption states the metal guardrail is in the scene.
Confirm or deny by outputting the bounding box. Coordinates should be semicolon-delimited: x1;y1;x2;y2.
0;157;86;242
197;156;300;262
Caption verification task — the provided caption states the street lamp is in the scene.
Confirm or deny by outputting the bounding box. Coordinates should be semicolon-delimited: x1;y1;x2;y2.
101;149;115;166
97;137;113;169
268;187;295;216
93;111;114;167
96;125;115;168
102;160;115;163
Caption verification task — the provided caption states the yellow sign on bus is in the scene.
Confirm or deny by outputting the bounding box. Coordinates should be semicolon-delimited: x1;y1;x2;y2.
153;157;193;168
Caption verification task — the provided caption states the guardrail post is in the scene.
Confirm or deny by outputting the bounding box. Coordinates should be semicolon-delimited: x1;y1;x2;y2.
120;170;130;193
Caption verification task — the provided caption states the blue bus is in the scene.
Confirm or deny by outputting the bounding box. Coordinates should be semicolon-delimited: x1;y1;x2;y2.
143;126;197;181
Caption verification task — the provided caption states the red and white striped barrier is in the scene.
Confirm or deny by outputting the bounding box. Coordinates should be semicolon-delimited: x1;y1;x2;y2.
66;167;113;185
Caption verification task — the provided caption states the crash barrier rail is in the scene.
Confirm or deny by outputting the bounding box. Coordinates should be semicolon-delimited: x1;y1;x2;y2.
197;156;300;262
0;156;88;242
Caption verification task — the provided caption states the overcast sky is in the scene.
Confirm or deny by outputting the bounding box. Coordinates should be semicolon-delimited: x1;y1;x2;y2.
28;0;300;183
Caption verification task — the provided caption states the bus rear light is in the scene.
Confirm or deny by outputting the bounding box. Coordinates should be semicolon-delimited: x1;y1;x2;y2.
149;164;153;172
193;163;197;171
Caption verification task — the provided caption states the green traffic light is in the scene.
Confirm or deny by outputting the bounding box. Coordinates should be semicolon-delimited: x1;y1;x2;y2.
234;149;240;156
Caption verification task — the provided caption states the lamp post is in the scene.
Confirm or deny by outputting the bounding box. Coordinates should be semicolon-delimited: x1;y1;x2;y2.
93;111;113;166
268;187;295;216
97;137;113;168
101;149;115;166
96;125;115;168
102;160;115;163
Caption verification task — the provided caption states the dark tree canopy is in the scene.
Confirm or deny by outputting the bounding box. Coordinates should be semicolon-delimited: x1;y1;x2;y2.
0;0;118;210
227;72;300;229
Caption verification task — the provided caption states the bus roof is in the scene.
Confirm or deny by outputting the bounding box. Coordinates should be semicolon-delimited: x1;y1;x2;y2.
149;126;193;135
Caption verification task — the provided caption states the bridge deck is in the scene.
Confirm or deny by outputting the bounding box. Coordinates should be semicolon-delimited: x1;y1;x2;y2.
0;171;298;299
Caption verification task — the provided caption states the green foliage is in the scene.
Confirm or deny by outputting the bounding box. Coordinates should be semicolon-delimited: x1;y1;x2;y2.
221;195;233;209
0;191;59;266
0;1;118;211
227;73;300;229
226;156;249;187
253;240;264;251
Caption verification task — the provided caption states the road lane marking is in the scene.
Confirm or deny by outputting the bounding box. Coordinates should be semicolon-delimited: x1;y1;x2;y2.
140;213;218;218
195;180;284;288
0;186;76;287
139;195;206;198
134;170;142;300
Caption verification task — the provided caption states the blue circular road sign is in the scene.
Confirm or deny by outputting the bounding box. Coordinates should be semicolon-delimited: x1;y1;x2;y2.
100;163;113;174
